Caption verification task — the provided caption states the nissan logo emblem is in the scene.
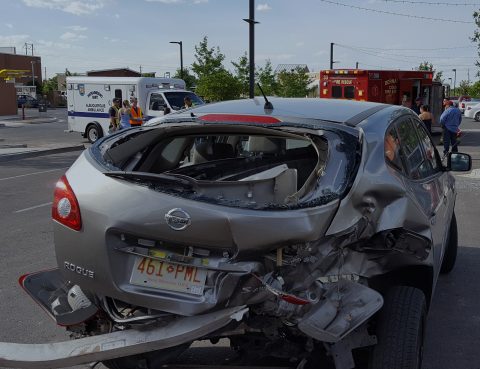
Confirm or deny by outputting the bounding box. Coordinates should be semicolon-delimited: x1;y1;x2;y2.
165;208;191;231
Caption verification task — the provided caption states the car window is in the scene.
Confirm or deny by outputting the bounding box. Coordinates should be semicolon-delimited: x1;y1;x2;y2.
412;118;441;174
396;119;434;180
385;125;404;172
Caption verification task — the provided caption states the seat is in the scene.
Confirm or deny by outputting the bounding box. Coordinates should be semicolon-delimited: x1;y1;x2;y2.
192;141;235;164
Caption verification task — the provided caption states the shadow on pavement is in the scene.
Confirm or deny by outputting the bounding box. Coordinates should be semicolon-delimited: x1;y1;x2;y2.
0;151;82;170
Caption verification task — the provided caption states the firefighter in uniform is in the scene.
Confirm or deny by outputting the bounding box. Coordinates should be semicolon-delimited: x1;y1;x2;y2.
130;97;144;126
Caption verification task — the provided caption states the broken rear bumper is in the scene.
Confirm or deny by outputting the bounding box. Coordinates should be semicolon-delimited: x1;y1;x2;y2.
0;306;248;368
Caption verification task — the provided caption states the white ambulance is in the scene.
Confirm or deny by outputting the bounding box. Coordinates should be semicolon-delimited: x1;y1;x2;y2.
66;76;204;142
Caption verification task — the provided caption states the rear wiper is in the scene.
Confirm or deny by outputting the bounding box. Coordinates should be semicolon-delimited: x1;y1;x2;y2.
105;171;196;189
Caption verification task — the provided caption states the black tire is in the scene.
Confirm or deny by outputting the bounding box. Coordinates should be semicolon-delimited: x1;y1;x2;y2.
441;212;458;274
86;124;103;143
103;344;190;369
475;112;480;122
369;286;426;369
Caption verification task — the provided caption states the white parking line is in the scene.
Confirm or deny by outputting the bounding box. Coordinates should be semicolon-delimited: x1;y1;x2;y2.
13;202;52;214
0;168;67;182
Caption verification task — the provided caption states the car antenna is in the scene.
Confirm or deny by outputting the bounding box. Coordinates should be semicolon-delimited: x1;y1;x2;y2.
257;83;273;110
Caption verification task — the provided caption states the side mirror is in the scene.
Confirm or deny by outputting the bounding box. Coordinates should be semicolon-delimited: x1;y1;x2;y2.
447;152;472;172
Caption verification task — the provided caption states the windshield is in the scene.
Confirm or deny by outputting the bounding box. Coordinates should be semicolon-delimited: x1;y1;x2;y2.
164;91;204;110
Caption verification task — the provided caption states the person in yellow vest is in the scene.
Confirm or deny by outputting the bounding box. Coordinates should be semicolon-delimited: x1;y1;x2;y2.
129;97;143;126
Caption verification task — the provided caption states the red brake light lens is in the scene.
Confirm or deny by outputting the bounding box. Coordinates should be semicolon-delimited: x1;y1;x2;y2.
198;114;281;124
52;175;82;231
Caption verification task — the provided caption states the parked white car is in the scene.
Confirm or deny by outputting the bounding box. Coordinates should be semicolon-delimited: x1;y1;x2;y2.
464;102;480;120
459;98;480;114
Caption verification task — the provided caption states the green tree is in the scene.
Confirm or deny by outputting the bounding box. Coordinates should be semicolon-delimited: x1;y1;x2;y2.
255;59;277;96
195;69;241;102
232;52;249;97
173;67;197;90
458;80;471;96
192;36;225;78
42;75;58;95
276;67;311;97
467;80;480;97
191;36;241;101
472;10;480;75
417;61;443;83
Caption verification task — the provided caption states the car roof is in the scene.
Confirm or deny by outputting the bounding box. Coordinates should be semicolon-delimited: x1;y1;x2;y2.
174;97;390;126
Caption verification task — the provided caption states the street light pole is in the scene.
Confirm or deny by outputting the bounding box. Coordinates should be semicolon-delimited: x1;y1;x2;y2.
31;61;35;86
452;68;457;95
169;41;183;80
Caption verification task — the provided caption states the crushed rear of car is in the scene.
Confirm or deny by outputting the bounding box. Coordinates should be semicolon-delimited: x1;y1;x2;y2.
4;98;468;369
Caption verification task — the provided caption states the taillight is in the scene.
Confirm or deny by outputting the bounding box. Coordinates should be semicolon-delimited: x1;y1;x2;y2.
52;175;82;231
198;114;281;124
461;103;465;108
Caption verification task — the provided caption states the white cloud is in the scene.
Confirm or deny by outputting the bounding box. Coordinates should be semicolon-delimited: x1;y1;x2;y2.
193;0;208;3
67;25;88;31
104;36;119;42
257;53;294;61
22;0;107;15
296;41;304;47
37;39;77;49
145;0;184;3
257;3;271;11
5;23;13;29
114;13;120;18
60;31;87;41
0;34;30;47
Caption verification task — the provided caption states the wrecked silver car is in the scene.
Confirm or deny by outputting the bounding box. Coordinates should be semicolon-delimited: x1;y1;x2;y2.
0;98;472;369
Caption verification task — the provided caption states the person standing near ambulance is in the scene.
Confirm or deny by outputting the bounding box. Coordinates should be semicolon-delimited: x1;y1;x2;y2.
108;98;121;133
129;97;144;126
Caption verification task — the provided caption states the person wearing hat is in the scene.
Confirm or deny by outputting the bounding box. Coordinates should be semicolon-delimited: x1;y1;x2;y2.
108;98;121;133
412;97;423;115
440;100;462;155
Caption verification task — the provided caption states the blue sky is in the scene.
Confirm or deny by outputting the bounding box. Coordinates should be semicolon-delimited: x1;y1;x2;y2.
1;0;478;84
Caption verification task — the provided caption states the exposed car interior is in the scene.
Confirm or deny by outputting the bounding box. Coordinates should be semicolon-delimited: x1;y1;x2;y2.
102;128;328;208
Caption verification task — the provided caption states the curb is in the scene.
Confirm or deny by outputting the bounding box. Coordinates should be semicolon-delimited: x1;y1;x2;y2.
0;144;85;163
0;117;58;125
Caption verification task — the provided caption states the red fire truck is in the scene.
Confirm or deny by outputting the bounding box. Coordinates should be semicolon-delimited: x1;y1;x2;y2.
319;69;444;133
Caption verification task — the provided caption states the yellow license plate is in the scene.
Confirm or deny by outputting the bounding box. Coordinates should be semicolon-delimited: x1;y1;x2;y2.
130;257;207;295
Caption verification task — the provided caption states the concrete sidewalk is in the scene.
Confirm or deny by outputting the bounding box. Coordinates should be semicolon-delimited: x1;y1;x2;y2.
0;108;63;125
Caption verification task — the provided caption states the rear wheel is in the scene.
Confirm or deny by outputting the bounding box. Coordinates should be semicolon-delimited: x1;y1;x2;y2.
441;212;458;274
86;124;103;143
103;344;190;369
475;112;480;122
369;286;426;369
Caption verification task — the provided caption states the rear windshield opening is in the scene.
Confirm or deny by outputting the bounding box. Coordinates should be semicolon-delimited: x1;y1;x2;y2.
99;127;354;210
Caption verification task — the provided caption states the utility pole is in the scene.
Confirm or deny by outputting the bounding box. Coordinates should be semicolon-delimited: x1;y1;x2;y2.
468;68;470;84
23;43;33;56
356;61;359;69
44;66;47;81
330;43;334;69
243;0;258;99
139;65;142;74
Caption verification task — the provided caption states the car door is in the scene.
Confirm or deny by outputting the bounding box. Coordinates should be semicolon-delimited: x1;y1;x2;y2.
395;117;448;276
